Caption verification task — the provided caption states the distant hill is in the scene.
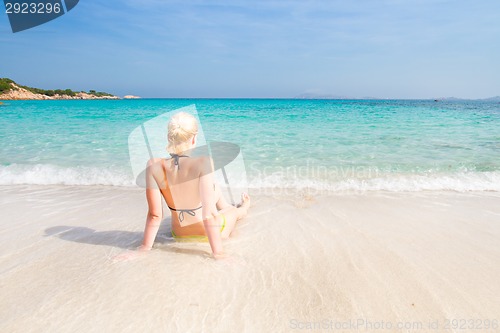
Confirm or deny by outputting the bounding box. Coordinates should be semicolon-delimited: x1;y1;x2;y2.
433;96;500;102
294;92;500;101
0;78;119;100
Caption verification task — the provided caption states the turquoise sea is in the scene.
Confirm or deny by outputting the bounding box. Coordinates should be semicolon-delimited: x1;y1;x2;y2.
0;99;499;191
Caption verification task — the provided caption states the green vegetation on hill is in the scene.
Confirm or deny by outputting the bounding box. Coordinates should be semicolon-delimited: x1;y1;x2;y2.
87;89;114;97
0;78;114;97
0;78;15;93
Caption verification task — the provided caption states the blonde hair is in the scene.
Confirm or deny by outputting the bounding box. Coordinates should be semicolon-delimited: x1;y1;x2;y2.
167;112;198;154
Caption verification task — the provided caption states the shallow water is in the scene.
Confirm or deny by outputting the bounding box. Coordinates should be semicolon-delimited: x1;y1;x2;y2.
1;185;500;332
2;99;499;332
1;99;499;191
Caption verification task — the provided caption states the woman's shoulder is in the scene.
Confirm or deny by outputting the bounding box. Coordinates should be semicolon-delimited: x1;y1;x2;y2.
145;158;167;177
192;155;214;175
146;156;214;175
146;157;164;167
191;155;213;163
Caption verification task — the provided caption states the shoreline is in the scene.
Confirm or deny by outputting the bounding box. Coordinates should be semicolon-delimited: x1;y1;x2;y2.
1;182;500;194
1;185;499;331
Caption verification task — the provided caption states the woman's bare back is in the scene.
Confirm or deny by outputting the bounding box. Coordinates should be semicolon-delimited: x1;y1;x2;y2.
149;156;209;236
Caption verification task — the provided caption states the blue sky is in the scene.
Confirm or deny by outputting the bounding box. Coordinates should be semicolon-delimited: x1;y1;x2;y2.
1;0;499;98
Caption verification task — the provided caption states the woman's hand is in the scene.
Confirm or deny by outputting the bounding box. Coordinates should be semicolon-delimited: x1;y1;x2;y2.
212;252;248;266
213;251;229;260
112;245;151;262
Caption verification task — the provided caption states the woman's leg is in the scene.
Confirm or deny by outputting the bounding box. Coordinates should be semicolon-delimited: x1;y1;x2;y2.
214;183;234;210
219;193;250;239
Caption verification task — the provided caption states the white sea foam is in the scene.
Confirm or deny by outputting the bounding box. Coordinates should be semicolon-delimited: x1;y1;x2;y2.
1;164;499;192
0;164;135;187
246;171;500;192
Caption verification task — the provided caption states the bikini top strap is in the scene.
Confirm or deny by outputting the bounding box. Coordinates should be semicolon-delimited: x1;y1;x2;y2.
169;154;189;169
168;205;202;222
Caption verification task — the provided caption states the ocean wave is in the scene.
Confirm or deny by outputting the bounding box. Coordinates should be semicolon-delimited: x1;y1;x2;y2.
0;164;135;186
1;164;499;192
246;171;500;192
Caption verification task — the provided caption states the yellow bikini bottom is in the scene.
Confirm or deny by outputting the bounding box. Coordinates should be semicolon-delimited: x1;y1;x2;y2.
171;214;226;242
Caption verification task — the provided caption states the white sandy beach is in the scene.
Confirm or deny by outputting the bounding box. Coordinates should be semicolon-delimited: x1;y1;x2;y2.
1;185;499;332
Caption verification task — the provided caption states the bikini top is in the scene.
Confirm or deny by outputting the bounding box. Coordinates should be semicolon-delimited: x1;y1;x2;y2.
166;153;202;222
170;153;188;169
168;205;202;223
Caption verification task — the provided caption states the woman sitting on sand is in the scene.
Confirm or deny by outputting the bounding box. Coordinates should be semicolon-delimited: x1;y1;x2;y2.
136;112;250;259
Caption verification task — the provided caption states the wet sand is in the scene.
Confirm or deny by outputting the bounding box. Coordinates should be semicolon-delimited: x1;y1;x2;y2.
1;185;499;332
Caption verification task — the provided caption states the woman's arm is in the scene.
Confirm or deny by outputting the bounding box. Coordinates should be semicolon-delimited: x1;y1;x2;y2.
139;159;163;251
199;157;225;258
